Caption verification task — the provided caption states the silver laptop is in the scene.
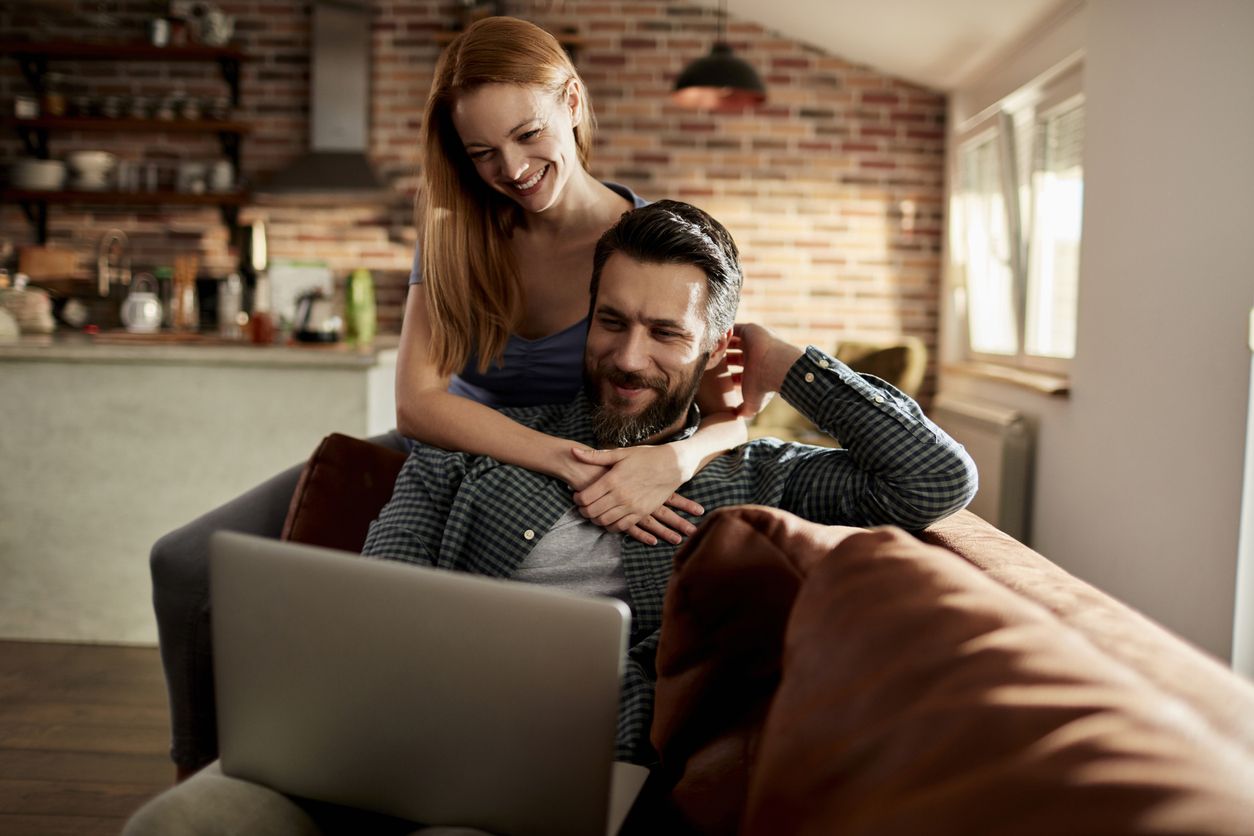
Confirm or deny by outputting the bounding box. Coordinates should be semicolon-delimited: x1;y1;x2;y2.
210;531;649;836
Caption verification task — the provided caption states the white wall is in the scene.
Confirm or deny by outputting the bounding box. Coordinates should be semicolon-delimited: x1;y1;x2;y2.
940;0;1254;660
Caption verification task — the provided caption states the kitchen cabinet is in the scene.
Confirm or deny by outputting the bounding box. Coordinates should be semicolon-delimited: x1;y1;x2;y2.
0;40;250;244
0;335;399;644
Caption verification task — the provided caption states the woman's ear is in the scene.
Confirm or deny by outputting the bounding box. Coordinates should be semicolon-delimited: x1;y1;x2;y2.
565;80;583;128
704;327;733;371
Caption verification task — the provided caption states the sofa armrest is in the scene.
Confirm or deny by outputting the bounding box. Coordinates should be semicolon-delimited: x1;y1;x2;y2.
280;432;407;552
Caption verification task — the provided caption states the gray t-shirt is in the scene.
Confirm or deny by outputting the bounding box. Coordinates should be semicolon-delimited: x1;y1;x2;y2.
512;508;631;613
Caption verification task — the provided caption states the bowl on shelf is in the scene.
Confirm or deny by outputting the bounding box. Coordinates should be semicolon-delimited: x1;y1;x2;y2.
67;150;117;190
11;158;67;191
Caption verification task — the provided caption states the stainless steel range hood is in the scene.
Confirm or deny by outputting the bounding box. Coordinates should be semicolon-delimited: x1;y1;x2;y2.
258;0;387;198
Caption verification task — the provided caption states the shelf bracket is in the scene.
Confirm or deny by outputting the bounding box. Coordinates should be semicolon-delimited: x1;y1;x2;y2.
15;53;47;93
217;130;242;176
14;124;50;159
217;56;242;107
17;199;49;245
219;203;240;232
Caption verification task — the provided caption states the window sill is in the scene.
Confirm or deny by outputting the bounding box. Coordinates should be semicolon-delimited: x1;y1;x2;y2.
942;361;1071;396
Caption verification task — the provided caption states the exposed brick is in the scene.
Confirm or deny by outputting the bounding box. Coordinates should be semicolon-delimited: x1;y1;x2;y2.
0;0;945;366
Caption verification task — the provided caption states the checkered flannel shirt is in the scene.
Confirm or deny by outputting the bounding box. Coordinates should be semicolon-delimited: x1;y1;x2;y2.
362;346;978;764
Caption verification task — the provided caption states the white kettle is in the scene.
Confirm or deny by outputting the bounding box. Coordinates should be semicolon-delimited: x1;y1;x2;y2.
121;273;163;334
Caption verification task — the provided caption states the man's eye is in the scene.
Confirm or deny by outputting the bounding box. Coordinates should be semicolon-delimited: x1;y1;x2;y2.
598;318;625;331
653;329;681;339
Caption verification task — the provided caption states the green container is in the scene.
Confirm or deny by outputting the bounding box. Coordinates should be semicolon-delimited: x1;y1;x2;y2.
345;268;377;346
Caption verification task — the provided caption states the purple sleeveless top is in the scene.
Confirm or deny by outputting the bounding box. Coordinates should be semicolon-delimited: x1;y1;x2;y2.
409;182;648;408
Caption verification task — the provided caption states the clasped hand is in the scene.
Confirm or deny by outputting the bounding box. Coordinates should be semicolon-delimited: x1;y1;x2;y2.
565;445;703;547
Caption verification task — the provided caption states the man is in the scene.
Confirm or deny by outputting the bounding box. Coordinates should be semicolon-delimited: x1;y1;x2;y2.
125;201;976;833
362;200;976;766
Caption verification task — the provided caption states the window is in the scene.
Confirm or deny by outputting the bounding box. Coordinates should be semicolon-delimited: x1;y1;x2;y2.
949;65;1084;374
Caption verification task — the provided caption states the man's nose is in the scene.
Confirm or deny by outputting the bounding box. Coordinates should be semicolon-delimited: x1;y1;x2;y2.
613;329;650;373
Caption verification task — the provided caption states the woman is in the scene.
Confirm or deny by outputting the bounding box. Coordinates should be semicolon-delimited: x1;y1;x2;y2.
402;15;745;544
152;16;745;778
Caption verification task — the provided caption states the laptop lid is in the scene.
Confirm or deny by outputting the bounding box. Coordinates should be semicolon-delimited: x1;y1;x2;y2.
210;531;634;836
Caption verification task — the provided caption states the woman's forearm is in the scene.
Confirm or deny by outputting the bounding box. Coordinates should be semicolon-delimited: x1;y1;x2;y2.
398;388;575;480
671;411;748;479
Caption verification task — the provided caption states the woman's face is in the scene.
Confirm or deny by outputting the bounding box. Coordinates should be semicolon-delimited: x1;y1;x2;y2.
451;82;582;215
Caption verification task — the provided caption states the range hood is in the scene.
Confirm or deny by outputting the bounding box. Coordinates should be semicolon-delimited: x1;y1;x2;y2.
258;0;388;198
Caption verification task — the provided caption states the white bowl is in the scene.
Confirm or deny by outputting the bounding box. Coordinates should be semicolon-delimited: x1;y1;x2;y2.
67;150;117;177
12;159;66;190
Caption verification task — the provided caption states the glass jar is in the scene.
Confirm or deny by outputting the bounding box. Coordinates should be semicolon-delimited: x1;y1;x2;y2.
41;72;67;117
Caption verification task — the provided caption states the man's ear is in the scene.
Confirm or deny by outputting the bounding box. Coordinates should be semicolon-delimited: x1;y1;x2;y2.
703;327;733;371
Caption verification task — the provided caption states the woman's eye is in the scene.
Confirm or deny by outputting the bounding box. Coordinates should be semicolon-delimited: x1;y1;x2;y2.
519;129;541;141
467;149;492;161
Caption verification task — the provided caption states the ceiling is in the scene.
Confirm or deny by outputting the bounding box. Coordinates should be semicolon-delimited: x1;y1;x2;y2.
728;0;1072;91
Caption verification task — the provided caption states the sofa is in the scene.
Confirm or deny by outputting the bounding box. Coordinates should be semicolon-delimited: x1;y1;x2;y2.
282;434;1254;834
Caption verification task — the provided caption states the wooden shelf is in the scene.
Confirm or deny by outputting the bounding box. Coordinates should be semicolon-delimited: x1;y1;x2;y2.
0;40;245;62
3;116;251;134
3;188;248;206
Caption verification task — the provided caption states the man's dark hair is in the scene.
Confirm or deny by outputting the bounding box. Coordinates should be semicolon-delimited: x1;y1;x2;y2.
589;200;743;349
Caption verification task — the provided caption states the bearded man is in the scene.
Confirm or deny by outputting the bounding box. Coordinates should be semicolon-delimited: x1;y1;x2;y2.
360;200;978;766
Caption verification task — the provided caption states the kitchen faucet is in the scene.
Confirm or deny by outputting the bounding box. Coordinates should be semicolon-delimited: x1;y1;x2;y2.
97;228;131;297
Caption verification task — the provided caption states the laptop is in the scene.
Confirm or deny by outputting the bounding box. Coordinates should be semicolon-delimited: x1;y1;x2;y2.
210;531;649;836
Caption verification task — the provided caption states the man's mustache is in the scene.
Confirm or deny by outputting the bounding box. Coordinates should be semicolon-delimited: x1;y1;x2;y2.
598;366;668;395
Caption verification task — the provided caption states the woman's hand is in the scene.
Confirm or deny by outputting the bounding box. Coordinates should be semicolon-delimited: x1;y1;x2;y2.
569;446;704;546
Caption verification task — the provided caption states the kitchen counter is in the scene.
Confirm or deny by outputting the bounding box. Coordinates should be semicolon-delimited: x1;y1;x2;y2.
0;332;401;646
0;332;399;368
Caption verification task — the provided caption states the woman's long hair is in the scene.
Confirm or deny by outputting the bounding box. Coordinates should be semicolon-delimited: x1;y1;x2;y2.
420;16;595;375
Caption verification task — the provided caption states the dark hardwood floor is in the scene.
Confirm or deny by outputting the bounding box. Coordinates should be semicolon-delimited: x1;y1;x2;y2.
0;641;174;835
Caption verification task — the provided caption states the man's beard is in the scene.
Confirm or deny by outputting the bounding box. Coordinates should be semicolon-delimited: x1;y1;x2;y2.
585;354;708;448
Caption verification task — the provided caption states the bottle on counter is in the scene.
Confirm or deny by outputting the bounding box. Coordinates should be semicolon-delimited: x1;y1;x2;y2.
217;272;244;340
249;271;275;345
345;267;376;346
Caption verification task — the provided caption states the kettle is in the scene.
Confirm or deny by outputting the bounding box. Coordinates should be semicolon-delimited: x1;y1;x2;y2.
293;289;341;343
121;273;163;334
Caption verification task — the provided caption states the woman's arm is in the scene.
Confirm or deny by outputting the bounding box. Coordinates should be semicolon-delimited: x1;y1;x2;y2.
397;287;577;476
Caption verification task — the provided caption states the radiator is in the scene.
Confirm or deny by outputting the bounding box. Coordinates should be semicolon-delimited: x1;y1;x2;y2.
932;394;1035;544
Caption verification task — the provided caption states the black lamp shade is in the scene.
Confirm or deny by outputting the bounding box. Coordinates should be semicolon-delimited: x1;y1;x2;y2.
672;42;767;112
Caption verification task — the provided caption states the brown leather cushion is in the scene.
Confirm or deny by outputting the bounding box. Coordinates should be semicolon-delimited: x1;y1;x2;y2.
280;432;407;552
653;506;1254;835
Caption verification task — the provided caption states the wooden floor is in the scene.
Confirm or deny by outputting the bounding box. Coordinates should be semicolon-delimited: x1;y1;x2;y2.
0;641;174;835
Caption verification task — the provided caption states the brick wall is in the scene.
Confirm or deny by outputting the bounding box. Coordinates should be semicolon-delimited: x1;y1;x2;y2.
1;1;945;394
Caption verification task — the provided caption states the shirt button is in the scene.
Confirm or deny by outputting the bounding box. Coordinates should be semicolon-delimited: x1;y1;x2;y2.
818;359;830;368
804;372;815;383
874;396;885;404
523;529;535;540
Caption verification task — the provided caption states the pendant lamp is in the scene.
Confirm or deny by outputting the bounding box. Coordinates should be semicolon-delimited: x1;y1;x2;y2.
671;0;766;112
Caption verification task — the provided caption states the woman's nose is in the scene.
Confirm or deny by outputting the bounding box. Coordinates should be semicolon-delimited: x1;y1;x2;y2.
501;147;528;181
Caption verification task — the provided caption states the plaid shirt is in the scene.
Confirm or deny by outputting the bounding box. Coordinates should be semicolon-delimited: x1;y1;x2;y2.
362;346;977;764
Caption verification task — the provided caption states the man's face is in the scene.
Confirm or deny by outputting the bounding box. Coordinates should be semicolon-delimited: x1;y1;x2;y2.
583;253;725;448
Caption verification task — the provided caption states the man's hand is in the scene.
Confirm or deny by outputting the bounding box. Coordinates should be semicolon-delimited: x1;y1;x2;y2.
695;347;743;416
570;446;704;546
734;322;804;419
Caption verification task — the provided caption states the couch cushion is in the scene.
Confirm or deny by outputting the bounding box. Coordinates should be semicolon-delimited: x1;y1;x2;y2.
280;432;407;552
652;505;1254;835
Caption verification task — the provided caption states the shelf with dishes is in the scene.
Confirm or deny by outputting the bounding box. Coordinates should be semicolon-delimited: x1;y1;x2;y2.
1;39;250;244
2;117;250;172
4;188;250;244
0;40;245;106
